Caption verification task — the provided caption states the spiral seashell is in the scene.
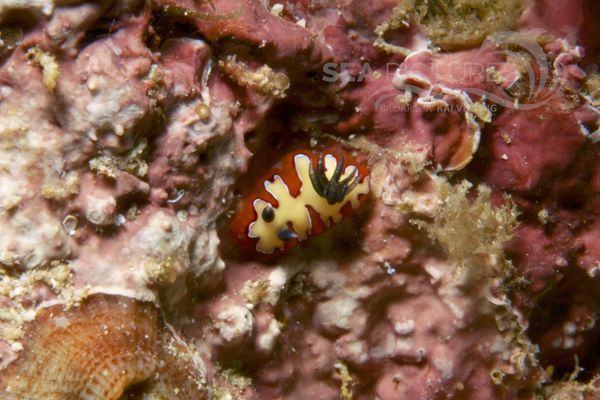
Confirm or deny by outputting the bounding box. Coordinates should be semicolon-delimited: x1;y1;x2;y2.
0;294;207;400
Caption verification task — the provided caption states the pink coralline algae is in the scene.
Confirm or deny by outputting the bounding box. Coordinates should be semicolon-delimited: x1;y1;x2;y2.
1;0;600;399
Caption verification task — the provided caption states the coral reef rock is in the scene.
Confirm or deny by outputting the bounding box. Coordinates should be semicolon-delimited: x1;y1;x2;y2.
1;0;600;399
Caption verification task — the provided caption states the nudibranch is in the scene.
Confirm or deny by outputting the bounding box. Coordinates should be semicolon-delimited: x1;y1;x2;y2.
230;148;370;255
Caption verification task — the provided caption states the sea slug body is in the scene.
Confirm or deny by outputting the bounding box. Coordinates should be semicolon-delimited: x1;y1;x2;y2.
230;148;370;255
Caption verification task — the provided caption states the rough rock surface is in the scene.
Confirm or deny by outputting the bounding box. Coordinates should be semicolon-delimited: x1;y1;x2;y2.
0;0;599;399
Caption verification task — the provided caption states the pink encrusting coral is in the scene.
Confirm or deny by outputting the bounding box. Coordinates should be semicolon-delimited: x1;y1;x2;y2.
1;0;600;399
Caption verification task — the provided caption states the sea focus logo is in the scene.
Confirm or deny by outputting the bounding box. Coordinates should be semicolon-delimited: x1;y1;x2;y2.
467;31;553;110
322;31;556;112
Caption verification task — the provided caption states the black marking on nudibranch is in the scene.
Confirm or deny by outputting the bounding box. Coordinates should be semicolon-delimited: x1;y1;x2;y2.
277;229;298;241
261;205;275;222
309;155;360;205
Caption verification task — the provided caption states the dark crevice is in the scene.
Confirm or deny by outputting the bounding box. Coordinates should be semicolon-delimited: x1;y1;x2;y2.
527;267;600;381
77;16;119;50
0;9;39;66
118;379;153;399
146;9;206;52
